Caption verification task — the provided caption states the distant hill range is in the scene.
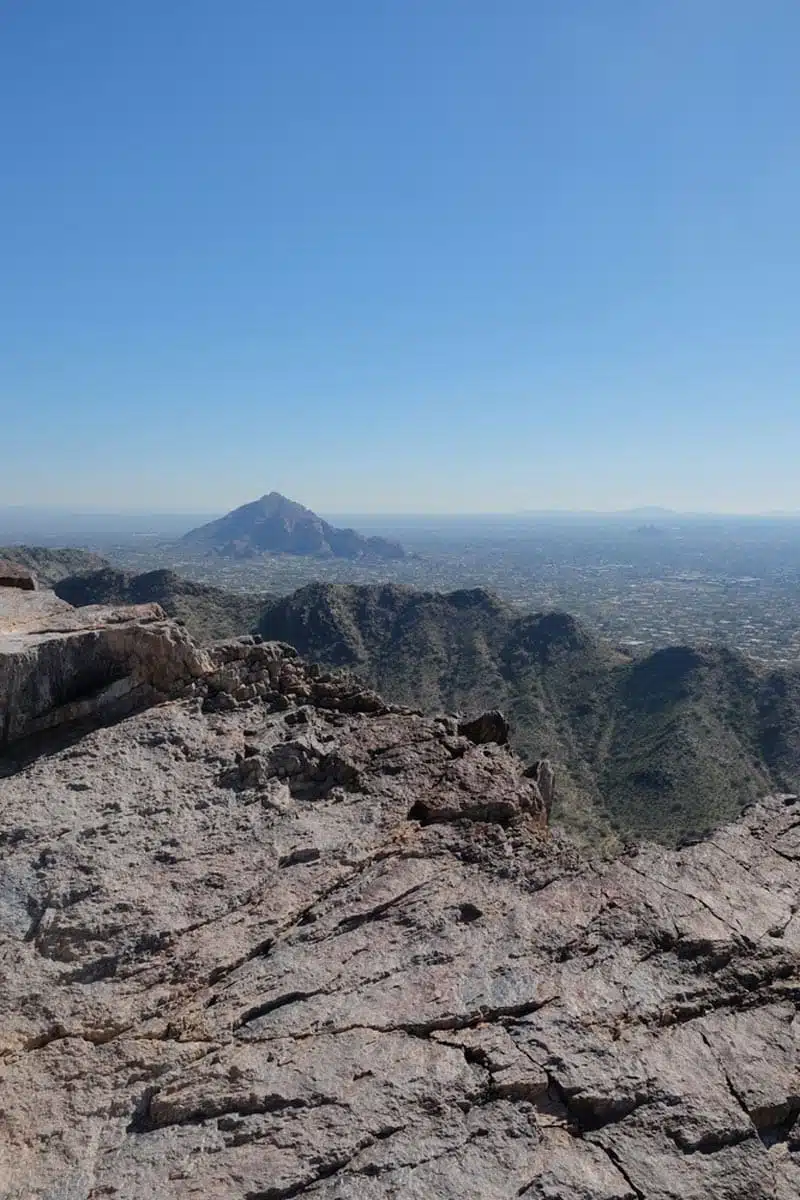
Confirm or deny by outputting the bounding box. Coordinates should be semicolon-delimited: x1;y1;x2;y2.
30;556;800;849
54;567;273;645
180;492;407;560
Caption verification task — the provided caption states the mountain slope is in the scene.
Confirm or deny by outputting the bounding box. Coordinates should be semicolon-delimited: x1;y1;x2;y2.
44;566;800;846
0;545;109;586
54;567;272;644
599;645;772;840
258;582;800;845
181;492;406;560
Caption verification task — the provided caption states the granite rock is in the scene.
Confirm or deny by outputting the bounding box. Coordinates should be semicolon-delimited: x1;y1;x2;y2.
0;641;797;1199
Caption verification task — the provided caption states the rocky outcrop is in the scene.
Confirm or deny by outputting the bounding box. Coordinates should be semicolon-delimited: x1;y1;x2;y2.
258;581;800;847
201;635;388;717
0;559;36;590
0;545;109;587
0;637;798;1198
0;587;211;747
54;567;273;644
458;708;510;746
526;756;556;818
22;563;800;848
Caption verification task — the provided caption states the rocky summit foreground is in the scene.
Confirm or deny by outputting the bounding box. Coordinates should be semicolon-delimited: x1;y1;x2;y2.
0;628;799;1197
0;583;209;747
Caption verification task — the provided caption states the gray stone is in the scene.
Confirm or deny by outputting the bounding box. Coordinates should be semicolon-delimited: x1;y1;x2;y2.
526;756;556;817
0;588;210;747
0;636;798;1198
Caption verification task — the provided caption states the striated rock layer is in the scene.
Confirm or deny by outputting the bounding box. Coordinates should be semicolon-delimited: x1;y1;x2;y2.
0;586;210;746
0;639;798;1199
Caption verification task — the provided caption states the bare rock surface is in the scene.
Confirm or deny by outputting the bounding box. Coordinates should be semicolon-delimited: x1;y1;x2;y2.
0;559;37;590
0;641;798;1199
0;588;211;746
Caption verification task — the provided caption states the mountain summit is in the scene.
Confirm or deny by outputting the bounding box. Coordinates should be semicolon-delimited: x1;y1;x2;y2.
3;582;800;1197
180;492;406;560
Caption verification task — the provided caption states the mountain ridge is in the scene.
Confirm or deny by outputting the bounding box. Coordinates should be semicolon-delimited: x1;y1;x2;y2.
49;564;800;847
54;566;273;644
257;581;800;846
0;544;109;586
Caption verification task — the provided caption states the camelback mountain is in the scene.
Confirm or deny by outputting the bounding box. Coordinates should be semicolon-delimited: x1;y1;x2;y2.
180;492;407;560
1;565;799;1200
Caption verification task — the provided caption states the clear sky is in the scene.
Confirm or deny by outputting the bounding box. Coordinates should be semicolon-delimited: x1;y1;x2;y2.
2;1;798;514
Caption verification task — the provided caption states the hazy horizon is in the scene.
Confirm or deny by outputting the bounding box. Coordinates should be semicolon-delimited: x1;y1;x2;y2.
3;3;799;514
2;499;800;526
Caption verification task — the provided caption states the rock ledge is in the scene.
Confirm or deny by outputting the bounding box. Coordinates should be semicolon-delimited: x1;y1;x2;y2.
0;586;210;746
0;630;798;1199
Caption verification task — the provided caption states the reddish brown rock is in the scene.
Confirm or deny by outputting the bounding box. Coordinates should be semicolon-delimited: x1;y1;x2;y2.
0;634;798;1199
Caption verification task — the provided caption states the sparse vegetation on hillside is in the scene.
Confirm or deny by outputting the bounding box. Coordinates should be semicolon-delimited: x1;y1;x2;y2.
52;565;800;847
259;582;800;847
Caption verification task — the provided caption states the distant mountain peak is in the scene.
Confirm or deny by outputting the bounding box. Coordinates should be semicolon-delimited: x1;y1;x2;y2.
180;493;406;561
255;492;314;517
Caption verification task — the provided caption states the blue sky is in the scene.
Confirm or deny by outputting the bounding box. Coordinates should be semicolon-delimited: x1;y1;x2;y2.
2;1;798;513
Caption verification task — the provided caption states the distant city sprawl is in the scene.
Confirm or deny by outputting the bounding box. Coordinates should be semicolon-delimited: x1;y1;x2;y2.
36;515;800;666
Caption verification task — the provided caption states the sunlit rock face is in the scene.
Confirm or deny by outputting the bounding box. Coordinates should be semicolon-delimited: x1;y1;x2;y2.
1;627;798;1198
0;586;210;746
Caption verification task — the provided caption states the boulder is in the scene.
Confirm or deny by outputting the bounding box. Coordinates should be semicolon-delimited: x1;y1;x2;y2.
0;587;211;747
458;708;510;745
0;558;36;590
525;756;557;817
